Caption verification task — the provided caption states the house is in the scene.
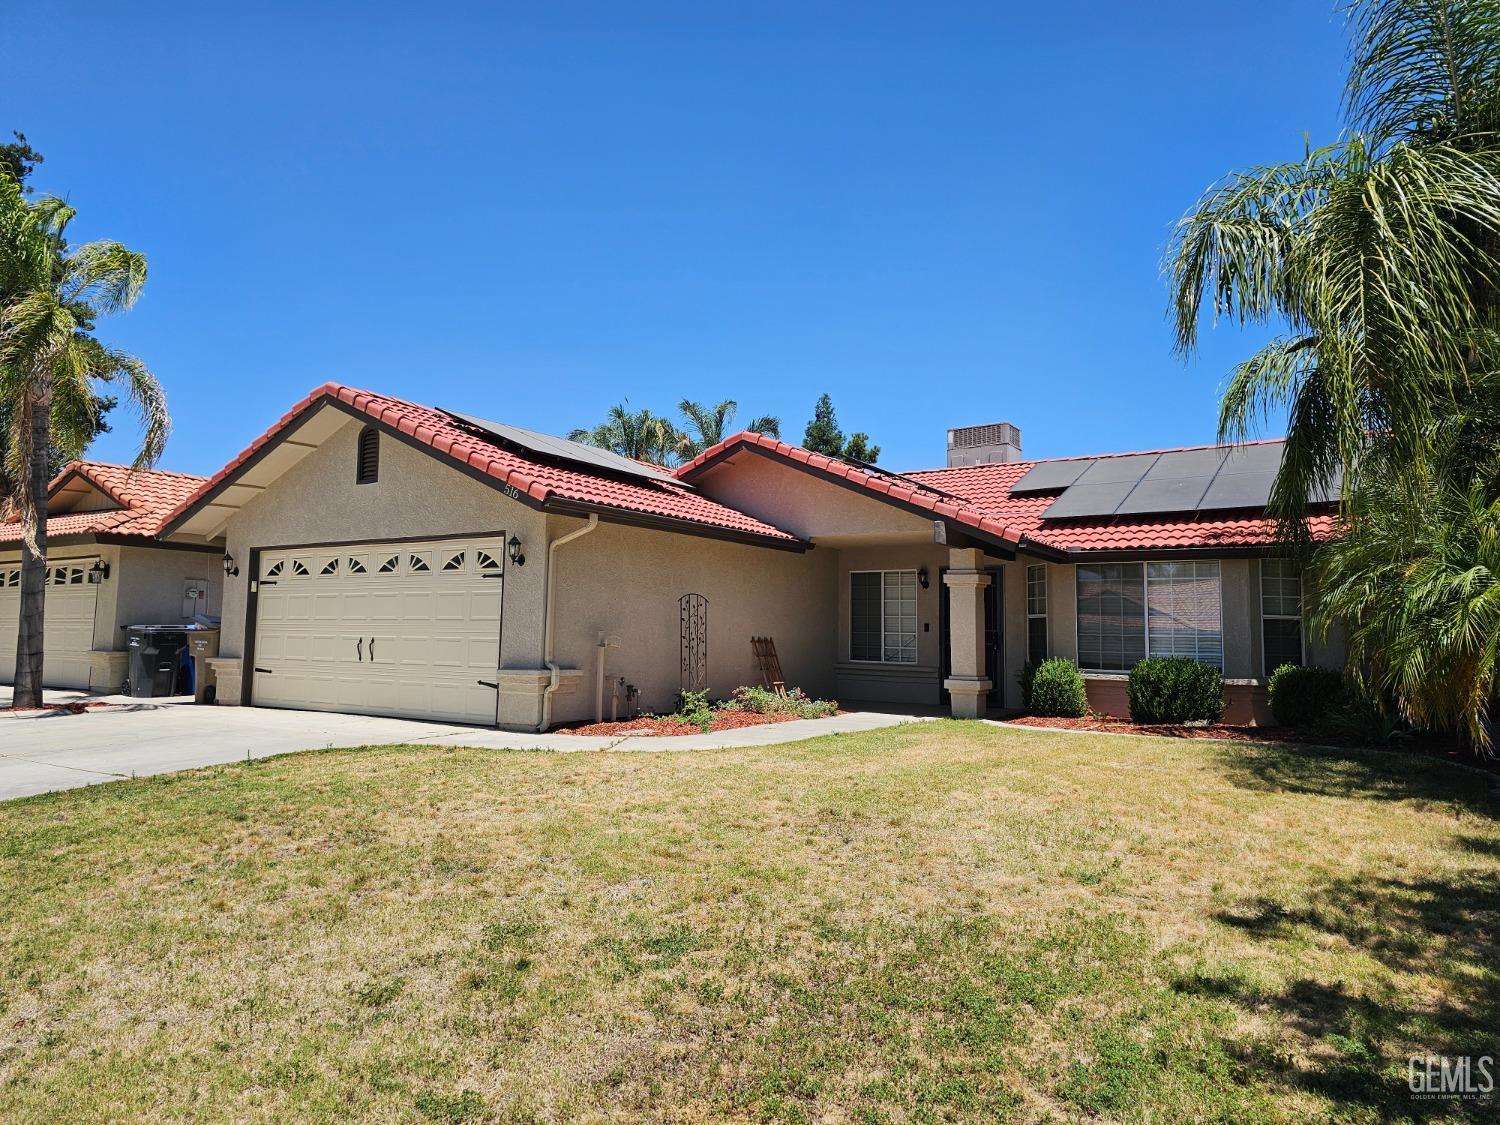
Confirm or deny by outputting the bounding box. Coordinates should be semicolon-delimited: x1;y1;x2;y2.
1;462;224;691
159;383;1343;729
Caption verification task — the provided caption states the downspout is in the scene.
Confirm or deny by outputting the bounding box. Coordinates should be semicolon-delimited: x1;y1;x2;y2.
537;514;599;731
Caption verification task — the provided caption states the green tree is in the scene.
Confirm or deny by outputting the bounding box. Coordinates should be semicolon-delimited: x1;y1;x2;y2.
676;398;780;459
0;170;168;708
802;393;880;462
1167;0;1500;533
1168;0;1500;748
0;135;114;505
569;403;683;466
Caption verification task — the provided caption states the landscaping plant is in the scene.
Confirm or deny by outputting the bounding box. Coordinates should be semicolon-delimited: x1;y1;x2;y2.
1267;663;1344;727
1127;658;1225;725
1026;658;1088;718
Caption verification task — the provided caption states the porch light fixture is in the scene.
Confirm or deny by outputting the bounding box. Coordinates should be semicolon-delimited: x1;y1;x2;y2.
87;560;110;584
507;535;526;568
222;553;239;578
918;566;929;590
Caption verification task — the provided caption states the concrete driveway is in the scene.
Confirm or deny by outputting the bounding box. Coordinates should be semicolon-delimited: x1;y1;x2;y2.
0;687;921;801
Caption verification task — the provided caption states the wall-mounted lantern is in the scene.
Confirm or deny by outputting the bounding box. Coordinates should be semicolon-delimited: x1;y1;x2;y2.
87;559;111;584
507;534;526;568
917;566;930;590
222;553;239;578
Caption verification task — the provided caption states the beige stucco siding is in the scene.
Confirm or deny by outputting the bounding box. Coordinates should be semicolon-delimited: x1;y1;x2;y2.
543;514;836;721
216;417;547;669
695;454;937;543
112;545;224;632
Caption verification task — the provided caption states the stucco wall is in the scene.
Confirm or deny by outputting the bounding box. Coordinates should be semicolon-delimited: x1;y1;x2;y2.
216;418;547;668
544;514;836;721
695;454;938;542
832;543;948;704
112;545;224;635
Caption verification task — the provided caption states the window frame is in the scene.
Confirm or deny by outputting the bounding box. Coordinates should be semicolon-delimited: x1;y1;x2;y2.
1074;559;1225;674
1260;558;1305;676
1026;563;1048;663
848;569;919;665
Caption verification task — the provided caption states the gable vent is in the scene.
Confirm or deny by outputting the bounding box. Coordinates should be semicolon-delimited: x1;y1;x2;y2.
356;427;379;484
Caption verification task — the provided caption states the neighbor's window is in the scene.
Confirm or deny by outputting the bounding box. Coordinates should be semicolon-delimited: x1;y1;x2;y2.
850;570;918;664
1261;558;1303;675
356;426;379;484
1076;561;1223;672
1026;564;1048;663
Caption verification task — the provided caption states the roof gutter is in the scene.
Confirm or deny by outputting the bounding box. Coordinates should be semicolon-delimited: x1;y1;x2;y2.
538;514;599;732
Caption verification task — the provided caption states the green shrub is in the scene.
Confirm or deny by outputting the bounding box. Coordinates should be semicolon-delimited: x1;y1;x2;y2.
724;685;837;720
1267;663;1343;727
1308;688;1410;747
1019;660;1042;710
1027;658;1088;718
672;689;715;732
1127;658;1224;724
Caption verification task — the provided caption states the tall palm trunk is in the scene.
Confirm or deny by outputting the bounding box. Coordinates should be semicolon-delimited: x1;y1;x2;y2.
12;389;50;709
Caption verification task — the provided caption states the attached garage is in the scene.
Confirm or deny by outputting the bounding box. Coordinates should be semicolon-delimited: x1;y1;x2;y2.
249;536;506;724
0;560;100;689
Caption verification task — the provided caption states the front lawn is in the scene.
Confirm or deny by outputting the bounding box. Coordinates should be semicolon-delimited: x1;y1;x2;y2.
1;723;1496;1122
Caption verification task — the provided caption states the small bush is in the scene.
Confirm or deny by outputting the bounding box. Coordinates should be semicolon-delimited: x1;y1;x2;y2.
1019;660;1042;710
1267;663;1343;726
672;689;714;732
1028;658;1088;718
723;685;837;720
1127;658;1224;724
1308;688;1410;747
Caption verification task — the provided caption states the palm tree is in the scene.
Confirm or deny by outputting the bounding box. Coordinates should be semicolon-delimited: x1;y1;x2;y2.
1312;389;1500;749
569;403;682;466
677;398;780;459
0;171;168;708
1167;0;1500;534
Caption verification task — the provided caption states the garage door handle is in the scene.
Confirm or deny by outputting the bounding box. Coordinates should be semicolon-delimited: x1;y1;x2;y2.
254;667;273;674
477;680;498;690
356;637;363;662
368;637;376;661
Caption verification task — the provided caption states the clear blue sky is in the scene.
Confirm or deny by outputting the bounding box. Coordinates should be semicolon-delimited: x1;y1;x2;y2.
10;1;1348;474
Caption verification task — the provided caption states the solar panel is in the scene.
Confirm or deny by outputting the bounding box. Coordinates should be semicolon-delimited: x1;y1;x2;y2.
1041;480;1139;519
1200;469;1277;510
1113;475;1213;515
441;409;685;487
1072;453;1160;486
1142;447;1229;479
1010;458;1096;493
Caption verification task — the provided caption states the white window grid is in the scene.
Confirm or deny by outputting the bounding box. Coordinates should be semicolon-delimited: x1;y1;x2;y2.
1076;560;1224;672
849;569;918;664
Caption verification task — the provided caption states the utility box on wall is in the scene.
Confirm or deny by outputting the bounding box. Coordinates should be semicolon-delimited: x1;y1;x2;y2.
182;578;208;620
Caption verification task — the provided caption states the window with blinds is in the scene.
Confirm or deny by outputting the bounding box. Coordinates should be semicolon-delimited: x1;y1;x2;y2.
1076;561;1223;671
1026;564;1048;663
1261;558;1304;674
850;570;918;664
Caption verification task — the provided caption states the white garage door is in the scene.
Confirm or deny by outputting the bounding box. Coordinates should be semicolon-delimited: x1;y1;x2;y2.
250;536;505;725
0;560;100;690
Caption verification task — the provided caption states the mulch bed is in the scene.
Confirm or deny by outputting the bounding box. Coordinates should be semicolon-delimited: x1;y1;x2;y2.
561;711;810;738
1003;714;1494;773
1004;714;1314;744
0;701;113;716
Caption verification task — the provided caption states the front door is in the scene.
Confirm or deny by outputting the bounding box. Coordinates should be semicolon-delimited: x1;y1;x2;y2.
939;566;1003;709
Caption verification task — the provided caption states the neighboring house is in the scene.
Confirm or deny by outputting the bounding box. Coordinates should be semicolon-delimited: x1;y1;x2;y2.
161;383;1342;729
0;462;223;691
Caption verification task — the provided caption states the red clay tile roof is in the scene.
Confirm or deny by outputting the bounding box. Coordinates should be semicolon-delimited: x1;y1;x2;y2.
678;434;1334;555
675;431;1025;548
163;384;804;547
905;458;1337;554
0;461;208;545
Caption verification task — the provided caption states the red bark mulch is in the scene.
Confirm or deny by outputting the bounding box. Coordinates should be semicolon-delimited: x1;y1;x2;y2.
0;701;113;716
1003;714;1314;743
561;710;811;738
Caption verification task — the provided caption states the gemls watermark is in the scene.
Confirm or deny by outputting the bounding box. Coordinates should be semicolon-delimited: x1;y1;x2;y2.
1408;1054;1495;1102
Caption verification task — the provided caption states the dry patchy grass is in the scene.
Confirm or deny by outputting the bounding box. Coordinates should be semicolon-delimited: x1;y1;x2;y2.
1;722;1497;1122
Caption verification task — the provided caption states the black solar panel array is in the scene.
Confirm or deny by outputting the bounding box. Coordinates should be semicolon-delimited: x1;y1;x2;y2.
440;408;687;488
1008;441;1339;520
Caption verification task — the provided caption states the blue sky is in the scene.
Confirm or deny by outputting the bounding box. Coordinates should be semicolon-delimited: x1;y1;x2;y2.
10;1;1348;474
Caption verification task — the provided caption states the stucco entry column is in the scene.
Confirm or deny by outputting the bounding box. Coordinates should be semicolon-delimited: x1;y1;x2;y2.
942;548;992;719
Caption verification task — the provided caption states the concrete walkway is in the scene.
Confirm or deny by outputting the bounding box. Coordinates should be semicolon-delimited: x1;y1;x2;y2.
0;687;924;801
